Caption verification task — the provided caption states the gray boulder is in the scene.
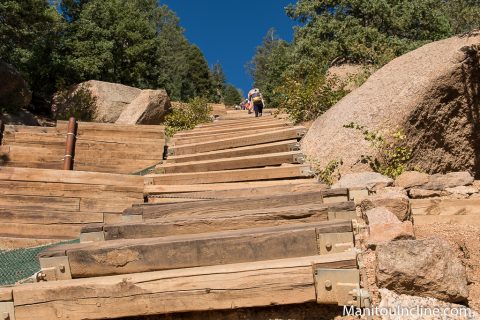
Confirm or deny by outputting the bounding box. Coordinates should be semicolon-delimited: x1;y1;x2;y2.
376;238;469;303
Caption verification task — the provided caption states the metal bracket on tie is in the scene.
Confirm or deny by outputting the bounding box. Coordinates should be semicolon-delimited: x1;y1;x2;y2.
0;302;15;320
288;142;301;151
352;219;368;235
293;155;305;164
300;167;315;177
328;210;358;221
38;256;72;281
80;231;105;243
314;268;370;307
316;231;354;255
296;128;308;138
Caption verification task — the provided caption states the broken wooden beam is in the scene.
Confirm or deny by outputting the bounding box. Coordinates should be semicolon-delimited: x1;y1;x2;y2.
144;165;314;185
169;126;306;156
156;151;305;174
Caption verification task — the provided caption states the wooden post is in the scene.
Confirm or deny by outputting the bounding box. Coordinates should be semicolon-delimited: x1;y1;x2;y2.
63;117;77;170
0;120;4;145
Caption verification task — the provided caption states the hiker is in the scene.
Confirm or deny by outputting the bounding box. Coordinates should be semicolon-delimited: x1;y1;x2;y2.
241;99;249;110
248;88;265;117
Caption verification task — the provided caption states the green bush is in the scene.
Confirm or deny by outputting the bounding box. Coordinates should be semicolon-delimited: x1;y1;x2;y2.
310;158;343;185
275;70;349;123
165;97;212;137
344;123;412;178
52;85;97;121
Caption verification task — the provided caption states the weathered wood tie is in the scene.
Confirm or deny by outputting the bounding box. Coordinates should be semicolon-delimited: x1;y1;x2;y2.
156;151;305;174
124;190;349;221
167;140;300;163
40;221;355;279
81;202;356;241
144;165;314;185
169;126;307;156
1;252;366;320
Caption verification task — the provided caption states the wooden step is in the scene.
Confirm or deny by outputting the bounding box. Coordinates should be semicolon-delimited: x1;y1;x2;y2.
40;221;354;278
174;122;289;138
156;151;304;174
83;202;355;240
167;140;299;163
8;253;357;320
143;179;317;194
144;165;313;185
125;190;348;221
169;127;306;156
195;116;282;129
172;127;292;145
146;182;325;200
411;198;480;226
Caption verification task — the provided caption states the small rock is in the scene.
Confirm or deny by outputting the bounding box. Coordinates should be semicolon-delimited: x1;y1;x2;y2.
364;207;401;225
376;237;469;303
361;192;411;221
423;172;474;191
367;221;415;248
395;171;430;189
445;185;478;196
408;188;449;199
331;172;393;190
375;187;408;196
378;289;479;320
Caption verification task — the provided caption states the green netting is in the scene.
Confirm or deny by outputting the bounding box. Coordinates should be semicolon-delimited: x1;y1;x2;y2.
131;163;159;176
0;239;79;286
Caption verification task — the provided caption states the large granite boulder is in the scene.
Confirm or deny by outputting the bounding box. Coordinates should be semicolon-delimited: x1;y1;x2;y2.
301;33;480;178
116;89;171;125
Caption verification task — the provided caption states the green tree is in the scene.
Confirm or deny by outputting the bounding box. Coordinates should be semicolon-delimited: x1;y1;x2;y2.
180;45;215;101
248;28;293;108
210;62;226;103
223;84;242;106
286;0;454;70
0;0;63;102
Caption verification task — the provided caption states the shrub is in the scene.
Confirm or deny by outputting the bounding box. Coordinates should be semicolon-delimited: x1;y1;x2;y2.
275;70;349;123
165;97;212;137
310;158;343;186
52;85;97;121
344;122;412;178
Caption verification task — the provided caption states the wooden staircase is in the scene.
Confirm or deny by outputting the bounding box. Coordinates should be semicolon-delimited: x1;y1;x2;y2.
0;112;370;319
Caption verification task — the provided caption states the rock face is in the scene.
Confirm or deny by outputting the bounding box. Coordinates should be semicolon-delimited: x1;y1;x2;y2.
332;172;393;190
376;238;469;303
0;60;32;109
301;33;480;178
116;89;171;125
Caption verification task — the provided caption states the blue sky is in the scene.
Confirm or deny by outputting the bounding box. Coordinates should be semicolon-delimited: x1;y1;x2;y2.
161;0;296;97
